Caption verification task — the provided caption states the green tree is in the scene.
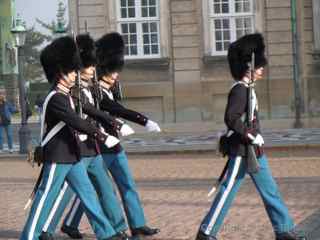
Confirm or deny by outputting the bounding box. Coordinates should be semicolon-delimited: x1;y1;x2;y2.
23;1;69;83
23;26;48;83
36;0;69;40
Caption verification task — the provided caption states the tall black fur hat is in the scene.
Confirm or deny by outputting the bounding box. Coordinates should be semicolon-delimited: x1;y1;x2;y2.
95;32;125;78
76;34;96;68
227;33;267;80
40;36;81;84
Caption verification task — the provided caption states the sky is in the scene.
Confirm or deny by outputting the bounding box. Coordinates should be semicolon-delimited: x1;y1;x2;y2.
15;0;68;32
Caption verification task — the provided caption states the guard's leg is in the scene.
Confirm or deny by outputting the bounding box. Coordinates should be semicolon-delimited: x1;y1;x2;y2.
87;154;127;232
66;160;116;240
42;181;74;233
106;150;146;229
199;156;246;237
20;163;70;240
62;196;84;230
43;157;92;235
62;155;127;233
250;154;294;234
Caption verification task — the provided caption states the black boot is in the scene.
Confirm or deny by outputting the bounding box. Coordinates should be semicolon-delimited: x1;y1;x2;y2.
103;235;125;240
195;230;217;240
61;225;83;239
116;231;131;240
276;230;307;240
39;231;54;240
131;226;160;237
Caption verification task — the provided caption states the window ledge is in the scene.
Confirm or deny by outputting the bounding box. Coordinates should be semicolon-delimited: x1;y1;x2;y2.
312;50;320;60
202;55;228;65
125;57;170;69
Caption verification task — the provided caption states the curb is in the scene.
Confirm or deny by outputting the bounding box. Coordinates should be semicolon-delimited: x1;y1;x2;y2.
1;143;320;161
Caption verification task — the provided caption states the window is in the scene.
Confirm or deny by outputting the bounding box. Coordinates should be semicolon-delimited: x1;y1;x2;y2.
209;0;255;55
313;0;320;51
117;0;161;59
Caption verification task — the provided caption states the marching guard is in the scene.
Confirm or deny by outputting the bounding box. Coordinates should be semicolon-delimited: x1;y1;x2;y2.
20;36;124;240
58;32;161;239
39;34;135;240
195;33;306;240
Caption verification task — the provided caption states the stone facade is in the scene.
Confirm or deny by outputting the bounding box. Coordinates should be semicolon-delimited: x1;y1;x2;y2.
68;0;320;127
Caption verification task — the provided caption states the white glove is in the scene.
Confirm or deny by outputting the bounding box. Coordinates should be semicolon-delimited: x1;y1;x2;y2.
104;135;120;148
248;133;264;147
78;134;88;142
145;120;161;132
120;124;135;136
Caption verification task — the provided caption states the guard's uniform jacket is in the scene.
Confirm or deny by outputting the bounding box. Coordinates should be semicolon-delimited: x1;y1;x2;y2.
76;87;122;157
224;82;263;157
43;91;106;163
98;88;148;153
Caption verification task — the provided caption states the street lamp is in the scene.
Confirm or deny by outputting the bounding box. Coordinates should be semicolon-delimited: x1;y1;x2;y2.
11;14;31;154
53;19;66;38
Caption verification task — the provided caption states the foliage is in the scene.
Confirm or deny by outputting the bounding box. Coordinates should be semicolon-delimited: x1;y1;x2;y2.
36;1;69;41
23;1;69;83
23;27;48;83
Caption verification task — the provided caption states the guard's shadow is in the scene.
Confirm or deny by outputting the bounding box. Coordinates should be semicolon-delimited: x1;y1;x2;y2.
0;230;21;239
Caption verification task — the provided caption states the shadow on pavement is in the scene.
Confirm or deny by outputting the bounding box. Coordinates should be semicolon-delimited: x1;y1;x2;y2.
0;230;21;239
295;208;320;240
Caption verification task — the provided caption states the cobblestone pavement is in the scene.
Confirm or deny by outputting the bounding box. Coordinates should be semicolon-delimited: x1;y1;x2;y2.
1;153;320;240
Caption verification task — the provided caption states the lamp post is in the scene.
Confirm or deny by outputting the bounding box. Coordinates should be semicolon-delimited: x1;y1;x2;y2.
53;18;66;38
11;15;31;154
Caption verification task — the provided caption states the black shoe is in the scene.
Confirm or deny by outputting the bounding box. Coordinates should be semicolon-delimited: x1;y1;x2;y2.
276;230;307;240
103;235;124;240
195;230;217;240
131;226;160;237
39;231;54;240
116;231;130;239
61;225;83;239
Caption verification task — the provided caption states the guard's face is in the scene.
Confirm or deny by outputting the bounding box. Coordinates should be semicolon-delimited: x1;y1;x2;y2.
102;72;119;88
63;71;77;88
254;67;264;81
81;66;95;81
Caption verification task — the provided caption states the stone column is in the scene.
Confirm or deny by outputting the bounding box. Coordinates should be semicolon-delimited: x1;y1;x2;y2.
170;0;202;122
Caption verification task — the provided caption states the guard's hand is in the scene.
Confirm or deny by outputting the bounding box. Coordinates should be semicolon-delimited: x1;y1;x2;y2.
247;133;264;147
120;124;135;136
105;135;120;148
79;134;88;142
145;120;161;132
95;131;120;148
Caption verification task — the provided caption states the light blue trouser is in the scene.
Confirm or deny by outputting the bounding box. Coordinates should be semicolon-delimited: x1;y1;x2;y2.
200;154;294;237
43;155;126;234
0;124;13;150
63;150;146;231
20;160;116;240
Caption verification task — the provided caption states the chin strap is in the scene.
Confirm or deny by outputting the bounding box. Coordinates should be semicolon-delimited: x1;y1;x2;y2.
99;80;111;90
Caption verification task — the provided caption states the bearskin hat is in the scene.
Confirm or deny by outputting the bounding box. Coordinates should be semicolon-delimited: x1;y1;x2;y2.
227;33;267;80
40;36;81;84
95;32;125;78
76;34;96;68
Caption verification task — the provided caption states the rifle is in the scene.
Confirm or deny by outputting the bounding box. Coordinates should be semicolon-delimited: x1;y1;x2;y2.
72;32;83;118
112;80;124;101
246;52;260;174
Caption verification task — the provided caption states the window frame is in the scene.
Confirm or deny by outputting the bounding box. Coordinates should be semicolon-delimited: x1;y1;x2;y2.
116;0;162;59
313;0;320;51
207;0;255;56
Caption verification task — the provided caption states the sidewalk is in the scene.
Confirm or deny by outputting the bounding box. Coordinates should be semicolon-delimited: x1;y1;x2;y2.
1;127;320;158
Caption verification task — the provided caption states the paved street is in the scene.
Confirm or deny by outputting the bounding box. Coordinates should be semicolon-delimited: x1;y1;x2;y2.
0;153;320;240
